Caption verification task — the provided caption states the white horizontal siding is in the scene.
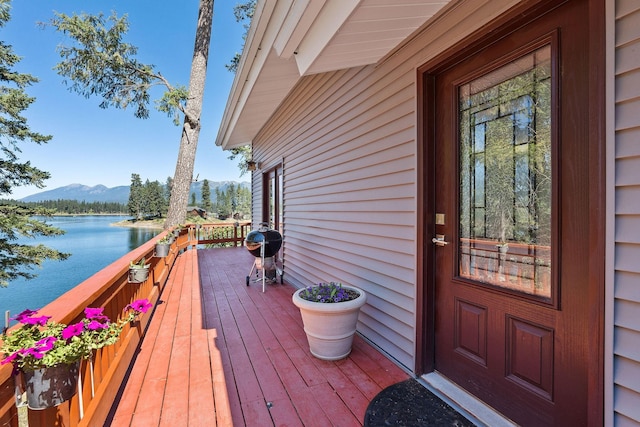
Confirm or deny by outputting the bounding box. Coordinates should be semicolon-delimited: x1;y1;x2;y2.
616;383;640;426
247;0;539;374
616;271;640;301
615;0;640;424
251;53;417;368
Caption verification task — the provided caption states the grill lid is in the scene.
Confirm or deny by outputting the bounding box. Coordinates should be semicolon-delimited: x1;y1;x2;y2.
245;227;282;257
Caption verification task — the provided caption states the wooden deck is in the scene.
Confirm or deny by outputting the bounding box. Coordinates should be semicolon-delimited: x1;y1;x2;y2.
108;247;410;426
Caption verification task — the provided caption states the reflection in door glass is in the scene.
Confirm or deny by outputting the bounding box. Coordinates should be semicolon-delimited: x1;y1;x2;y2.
458;45;552;298
269;174;275;229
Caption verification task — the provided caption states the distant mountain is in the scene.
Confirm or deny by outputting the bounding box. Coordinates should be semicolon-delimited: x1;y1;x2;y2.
20;181;250;204
20;184;130;203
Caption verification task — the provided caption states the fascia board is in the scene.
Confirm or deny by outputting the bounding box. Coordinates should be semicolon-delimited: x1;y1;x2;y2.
216;0;277;148
273;0;327;59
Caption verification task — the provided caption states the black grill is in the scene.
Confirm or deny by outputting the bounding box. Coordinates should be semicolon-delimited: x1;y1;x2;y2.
245;223;284;290
245;229;282;258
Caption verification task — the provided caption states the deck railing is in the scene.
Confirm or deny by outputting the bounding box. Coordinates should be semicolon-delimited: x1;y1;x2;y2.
0;221;251;427
190;221;251;247
458;237;551;297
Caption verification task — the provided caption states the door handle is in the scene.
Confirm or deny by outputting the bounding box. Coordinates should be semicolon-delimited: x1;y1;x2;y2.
432;234;449;246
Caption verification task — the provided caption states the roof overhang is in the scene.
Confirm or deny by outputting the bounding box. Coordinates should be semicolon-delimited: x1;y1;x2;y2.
215;0;454;150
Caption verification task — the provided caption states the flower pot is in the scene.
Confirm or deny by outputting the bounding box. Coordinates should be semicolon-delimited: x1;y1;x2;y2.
22;361;80;410
155;243;170;257
292;285;367;361
128;266;150;283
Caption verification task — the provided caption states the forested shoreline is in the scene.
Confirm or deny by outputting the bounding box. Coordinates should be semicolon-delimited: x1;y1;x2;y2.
1;199;127;215
1;178;252;218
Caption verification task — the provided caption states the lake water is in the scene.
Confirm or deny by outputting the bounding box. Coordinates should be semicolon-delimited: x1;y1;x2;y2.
0;216;160;324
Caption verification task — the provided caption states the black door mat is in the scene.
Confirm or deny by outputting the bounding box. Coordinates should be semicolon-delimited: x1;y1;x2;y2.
364;379;476;426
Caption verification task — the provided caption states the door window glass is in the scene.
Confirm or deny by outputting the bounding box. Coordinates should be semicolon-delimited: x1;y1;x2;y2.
458;45;552;298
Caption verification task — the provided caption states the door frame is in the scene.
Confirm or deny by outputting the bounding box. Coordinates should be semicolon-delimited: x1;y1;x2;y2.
261;162;284;232
415;0;605;424
261;161;284;264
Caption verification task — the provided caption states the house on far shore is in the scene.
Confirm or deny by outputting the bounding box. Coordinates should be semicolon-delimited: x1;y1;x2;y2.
214;0;636;425
186;206;207;219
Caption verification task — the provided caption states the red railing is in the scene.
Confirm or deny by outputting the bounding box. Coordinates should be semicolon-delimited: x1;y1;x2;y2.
191;221;250;247
0;221;251;427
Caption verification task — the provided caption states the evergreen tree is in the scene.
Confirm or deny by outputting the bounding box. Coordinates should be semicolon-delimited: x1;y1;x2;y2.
127;173;144;219
225;0;256;73
214;187;223;218
214;187;226;218
141;179;152;217
145;180;165;217
3;199;127;214
210;183;251;219
225;1;256;176
201;179;211;212
0;0;69;286
236;185;251;216
228;183;237;214
190;192;196;206
49;1;214;229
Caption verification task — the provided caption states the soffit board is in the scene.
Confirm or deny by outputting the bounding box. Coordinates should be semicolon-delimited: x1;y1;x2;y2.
217;0;454;149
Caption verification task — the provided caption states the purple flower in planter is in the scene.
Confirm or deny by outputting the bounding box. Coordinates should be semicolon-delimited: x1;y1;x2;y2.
87;320;108;330
84;307;109;322
24;347;46;359
125;299;152;314
0;334;57;367
61;322;85;340
10;309;39;323
21;315;51;326
2;300;149;371
84;307;103;318
298;282;360;303
34;336;57;352
1;351;22;365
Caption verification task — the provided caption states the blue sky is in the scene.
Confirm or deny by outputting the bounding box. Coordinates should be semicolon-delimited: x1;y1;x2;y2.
4;0;248;199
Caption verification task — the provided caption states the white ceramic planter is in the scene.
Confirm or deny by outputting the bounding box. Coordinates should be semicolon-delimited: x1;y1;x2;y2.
292;285;366;361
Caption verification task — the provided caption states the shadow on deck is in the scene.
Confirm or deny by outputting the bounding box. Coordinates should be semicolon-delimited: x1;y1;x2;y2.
108;247;409;426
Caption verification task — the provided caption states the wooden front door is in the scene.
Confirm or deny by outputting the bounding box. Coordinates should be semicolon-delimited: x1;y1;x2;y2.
427;1;596;425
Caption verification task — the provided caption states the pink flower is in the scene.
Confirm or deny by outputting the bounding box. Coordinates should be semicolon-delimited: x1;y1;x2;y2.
61;322;84;339
9;308;51;326
24;348;45;359
1;351;21;365
84;307;103;317
34;336;57;352
1;337;57;367
126;299;152;314
87;320;108;330
21;315;51;326
84;307;108;322
10;309;39;323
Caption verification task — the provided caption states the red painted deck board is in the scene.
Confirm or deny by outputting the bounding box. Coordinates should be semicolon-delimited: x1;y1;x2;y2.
108;247;410;426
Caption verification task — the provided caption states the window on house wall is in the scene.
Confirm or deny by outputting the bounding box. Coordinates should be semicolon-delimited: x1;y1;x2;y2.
262;164;283;235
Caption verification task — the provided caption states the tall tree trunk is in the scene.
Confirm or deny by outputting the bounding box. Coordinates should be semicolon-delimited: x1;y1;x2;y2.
165;0;214;229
